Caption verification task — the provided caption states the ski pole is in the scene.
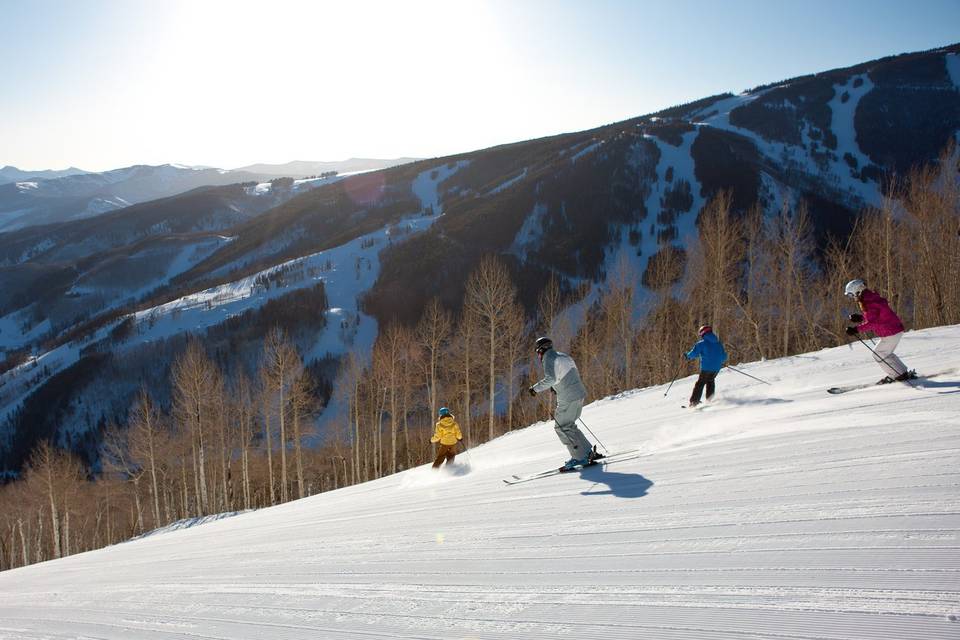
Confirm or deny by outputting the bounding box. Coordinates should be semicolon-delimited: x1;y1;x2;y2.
577;416;608;453
724;364;772;385
457;440;472;464
663;358;685;397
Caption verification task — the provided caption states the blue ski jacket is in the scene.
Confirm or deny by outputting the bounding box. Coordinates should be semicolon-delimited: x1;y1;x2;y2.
685;332;727;372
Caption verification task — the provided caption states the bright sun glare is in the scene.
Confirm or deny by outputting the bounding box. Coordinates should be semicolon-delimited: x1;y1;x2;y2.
115;0;511;167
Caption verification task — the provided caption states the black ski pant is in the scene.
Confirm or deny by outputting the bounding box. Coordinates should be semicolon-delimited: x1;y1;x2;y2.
690;370;719;404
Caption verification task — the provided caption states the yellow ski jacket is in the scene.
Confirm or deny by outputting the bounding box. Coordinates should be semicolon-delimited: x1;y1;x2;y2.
430;415;463;446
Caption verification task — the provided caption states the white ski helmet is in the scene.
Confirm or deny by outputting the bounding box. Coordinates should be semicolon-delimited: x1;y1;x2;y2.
844;279;867;297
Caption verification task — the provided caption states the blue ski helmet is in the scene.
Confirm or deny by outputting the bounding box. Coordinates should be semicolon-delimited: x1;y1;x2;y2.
438;407;451;417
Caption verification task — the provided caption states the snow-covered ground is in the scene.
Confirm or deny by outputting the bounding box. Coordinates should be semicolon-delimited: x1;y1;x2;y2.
2;324;958;639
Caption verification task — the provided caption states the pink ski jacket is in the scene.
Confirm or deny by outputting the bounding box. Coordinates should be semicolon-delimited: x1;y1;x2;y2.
857;289;905;337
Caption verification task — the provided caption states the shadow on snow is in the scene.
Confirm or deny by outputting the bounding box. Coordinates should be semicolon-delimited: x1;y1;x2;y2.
577;465;654;499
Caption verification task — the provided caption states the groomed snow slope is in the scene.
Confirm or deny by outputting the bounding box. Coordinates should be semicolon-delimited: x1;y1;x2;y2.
1;325;959;639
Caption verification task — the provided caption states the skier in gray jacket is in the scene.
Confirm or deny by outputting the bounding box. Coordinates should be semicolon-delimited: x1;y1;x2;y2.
528;337;598;470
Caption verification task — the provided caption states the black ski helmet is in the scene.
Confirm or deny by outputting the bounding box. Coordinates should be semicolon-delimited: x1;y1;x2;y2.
534;336;553;355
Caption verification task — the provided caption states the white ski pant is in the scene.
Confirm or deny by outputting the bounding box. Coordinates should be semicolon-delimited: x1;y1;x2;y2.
872;332;907;378
554;398;592;460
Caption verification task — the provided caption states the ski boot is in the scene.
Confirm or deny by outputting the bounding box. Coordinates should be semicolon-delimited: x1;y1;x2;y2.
559;454;593;472
587;445;605;463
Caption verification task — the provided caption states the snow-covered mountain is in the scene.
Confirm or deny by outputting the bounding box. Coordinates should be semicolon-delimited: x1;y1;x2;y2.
1;44;958;475
1;325;957;639
0;164;275;232
0;165;89;185
0;160;419;233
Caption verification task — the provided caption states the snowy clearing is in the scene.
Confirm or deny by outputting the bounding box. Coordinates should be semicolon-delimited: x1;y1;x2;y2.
1;324;958;639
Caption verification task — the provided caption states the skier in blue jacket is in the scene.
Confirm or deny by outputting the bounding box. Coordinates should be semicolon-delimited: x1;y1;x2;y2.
684;325;727;407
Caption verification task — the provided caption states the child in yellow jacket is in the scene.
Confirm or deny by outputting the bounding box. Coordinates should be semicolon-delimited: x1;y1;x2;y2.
431;407;463;469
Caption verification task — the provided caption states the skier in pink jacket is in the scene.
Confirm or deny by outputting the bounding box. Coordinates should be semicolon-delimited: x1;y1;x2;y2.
843;279;915;383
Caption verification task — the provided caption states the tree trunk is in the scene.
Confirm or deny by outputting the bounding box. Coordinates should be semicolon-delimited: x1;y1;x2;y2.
488;322;496;440
18;519;28;567
263;407;275;506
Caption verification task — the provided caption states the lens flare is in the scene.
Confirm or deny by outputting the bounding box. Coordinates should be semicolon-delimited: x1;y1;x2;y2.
344;171;386;205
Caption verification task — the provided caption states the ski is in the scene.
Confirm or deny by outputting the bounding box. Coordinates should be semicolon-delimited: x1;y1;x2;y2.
828;371;920;394
827;382;877;394
503;450;643;485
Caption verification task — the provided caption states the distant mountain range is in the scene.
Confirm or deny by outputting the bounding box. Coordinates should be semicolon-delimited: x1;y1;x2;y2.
0;159;420;232
0;166;89;183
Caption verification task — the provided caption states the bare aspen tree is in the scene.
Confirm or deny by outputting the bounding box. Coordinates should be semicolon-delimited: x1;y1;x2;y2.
456;306;480;445
375;371;388;478
538;272;574;345
25;441;84;560
374;323;406;474
101;426;146;535
212;378;230;512
339;351;364;484
603;256;640;391
170;426;193;518
688;191;743;337
415;297;452;422
762;199;816;357
126;388;167;528
399;331;418;469
261;328;303;503
464;255;519;440
258;374;278;504
172;341;220;515
821;238;856;344
290;368;315;499
574;296;607;394
19;515;29;567
234;374;255;510
502;299;527;430
740;204;768;359
897;145;960;327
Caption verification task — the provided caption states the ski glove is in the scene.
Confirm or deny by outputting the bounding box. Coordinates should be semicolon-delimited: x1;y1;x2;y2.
528;386;537;397
848;313;864;323
845;326;859;336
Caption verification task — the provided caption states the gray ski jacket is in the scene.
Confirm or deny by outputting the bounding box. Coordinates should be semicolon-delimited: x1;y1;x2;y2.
532;348;587;404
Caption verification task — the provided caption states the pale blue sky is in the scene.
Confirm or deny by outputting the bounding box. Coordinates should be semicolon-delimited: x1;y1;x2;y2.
1;0;958;171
